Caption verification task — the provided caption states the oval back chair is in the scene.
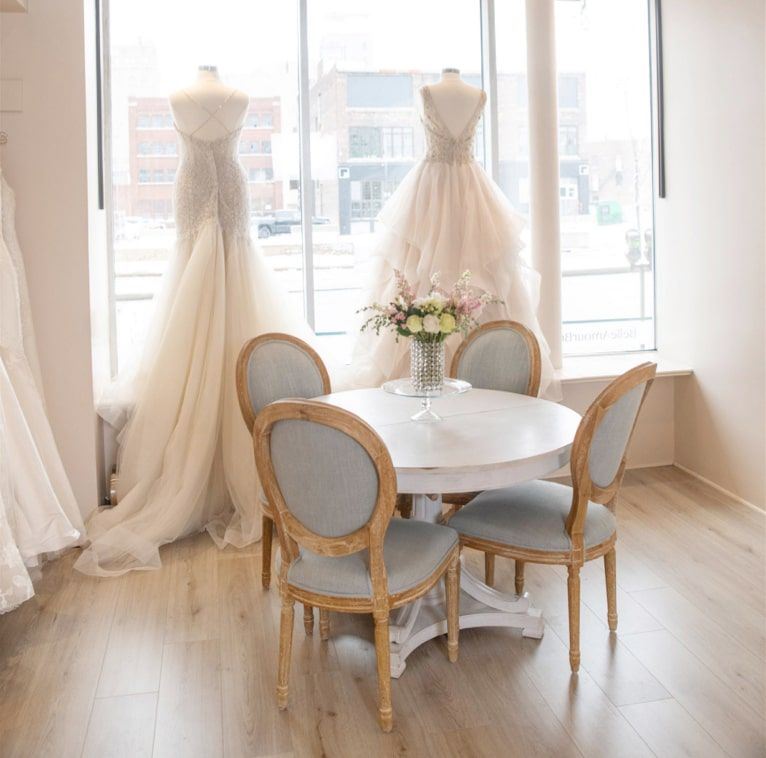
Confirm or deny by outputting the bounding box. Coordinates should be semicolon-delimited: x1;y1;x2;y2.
235;333;331;621
449;362;657;673
451;319;542;397
447;320;542;584
254;399;460;732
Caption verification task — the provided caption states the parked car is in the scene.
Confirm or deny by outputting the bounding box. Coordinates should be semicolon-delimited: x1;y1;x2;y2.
252;210;331;238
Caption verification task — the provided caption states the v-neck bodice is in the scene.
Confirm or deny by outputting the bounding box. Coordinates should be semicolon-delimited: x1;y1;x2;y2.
420;86;486;165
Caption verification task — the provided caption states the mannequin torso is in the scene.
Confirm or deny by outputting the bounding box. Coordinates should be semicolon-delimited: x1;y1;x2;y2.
421;69;484;138
169;66;249;141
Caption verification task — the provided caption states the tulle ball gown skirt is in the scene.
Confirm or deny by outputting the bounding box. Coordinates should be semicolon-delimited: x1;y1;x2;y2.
351;157;557;394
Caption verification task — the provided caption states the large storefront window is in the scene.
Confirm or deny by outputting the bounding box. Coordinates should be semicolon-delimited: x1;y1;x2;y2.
555;0;656;354
104;0;656;369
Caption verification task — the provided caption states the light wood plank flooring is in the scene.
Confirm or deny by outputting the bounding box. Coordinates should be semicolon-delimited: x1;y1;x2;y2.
0;466;763;757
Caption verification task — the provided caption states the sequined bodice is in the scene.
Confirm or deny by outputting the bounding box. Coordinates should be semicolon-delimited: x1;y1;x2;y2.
174;127;250;240
421;86;486;165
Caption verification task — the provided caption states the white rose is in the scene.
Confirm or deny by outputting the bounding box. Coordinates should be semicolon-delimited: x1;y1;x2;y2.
423;314;441;334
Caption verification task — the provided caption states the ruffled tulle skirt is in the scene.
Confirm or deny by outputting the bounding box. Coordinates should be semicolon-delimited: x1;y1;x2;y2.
351;159;557;396
76;220;319;576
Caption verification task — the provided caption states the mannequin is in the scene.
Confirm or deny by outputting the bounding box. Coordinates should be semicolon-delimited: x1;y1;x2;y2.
169;65;249;141
79;65;334;576
350;63;558;397
420;68;484;138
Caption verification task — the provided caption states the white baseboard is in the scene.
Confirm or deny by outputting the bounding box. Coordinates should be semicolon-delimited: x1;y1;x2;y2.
673;463;764;513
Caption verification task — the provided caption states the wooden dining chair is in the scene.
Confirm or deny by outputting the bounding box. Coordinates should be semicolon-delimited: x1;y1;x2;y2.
448;362;656;673
447;319;542;588
236;333;331;632
253;399;461;732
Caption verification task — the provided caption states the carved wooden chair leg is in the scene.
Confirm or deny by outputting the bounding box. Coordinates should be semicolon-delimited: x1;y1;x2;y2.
445;554;460;662
277;596;295;709
319;609;330;641
484;553;495;586
567;564;581;673
262;515;274;589
303;604;315;635
514;560;525;595
373;609;393;733
604;548;618;631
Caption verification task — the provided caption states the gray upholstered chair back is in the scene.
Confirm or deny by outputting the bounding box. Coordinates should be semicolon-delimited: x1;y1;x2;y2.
237;334;330;432
452;321;541;396
269;417;380;539
587;383;647;488
570;363;656;498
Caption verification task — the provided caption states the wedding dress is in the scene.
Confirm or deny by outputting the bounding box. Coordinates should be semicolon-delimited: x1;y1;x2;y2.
0;173;83;611
351;86;556;394
76;97;319;576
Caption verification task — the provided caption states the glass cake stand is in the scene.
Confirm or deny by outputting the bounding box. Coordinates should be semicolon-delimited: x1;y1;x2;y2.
381;378;472;423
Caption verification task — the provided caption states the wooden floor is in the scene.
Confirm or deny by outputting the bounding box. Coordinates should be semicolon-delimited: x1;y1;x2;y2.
0;466;764;758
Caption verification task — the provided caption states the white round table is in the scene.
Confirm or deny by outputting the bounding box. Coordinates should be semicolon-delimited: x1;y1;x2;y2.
316;387;581;677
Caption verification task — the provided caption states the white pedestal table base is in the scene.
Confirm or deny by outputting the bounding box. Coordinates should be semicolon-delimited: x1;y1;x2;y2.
387;493;545;678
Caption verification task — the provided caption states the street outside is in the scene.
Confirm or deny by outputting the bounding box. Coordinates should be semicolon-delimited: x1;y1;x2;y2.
114;213;654;370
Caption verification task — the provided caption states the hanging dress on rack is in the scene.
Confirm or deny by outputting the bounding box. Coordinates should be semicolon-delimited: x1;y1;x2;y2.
350;86;557;396
0;172;83;598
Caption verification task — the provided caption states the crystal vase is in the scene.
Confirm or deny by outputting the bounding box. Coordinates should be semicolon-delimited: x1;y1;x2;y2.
410;338;445;422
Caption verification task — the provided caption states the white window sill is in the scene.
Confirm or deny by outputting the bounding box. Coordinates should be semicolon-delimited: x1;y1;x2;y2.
556;351;693;384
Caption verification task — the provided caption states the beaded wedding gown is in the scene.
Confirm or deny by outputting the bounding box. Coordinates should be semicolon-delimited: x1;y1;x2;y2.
76;99;318;576
0;174;84;611
351;86;555;394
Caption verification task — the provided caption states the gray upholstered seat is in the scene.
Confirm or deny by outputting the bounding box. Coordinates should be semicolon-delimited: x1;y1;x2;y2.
449;480;616;552
287;519;458;597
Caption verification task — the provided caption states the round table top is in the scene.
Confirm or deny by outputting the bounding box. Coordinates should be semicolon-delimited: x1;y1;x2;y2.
315;388;581;494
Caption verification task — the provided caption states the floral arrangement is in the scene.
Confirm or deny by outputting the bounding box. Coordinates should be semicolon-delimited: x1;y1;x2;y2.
359;269;501;343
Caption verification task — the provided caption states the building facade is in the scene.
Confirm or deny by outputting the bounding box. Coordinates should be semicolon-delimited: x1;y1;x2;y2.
309;67;588;233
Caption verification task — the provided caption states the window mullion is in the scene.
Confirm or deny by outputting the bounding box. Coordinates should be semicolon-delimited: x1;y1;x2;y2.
101;0;119;377
480;0;500;181
297;0;316;330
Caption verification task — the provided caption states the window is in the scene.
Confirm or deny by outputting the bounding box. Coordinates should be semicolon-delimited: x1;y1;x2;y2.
248;167;274;183
558;125;578;156
349;127;381;159
555;0;655;354
105;1;299;371
558;75;580;108
382;127;414;159
307;1;482;351
346;73;413;108
103;0;656;370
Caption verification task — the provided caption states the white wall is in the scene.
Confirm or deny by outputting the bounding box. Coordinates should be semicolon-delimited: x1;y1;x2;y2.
561;377;675;470
656;0;765;507
1;1;101;516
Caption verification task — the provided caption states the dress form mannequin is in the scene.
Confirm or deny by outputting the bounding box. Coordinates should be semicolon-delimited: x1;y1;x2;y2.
421;68;484;138
169;65;249;141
